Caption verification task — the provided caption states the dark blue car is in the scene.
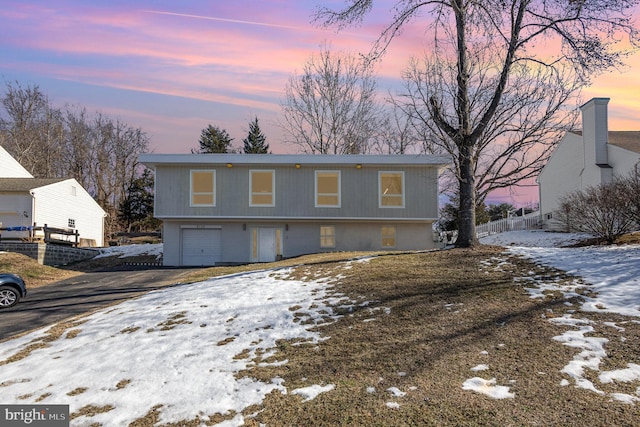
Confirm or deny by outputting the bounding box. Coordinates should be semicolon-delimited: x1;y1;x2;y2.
0;273;27;308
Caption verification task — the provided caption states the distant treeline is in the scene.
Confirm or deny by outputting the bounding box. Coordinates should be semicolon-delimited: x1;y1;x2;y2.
0;81;153;237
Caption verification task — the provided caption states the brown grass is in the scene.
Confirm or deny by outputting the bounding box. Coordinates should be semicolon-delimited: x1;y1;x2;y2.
181;251;392;284
568;230;640;247
0;319;88;365
232;246;638;426
0;252;81;288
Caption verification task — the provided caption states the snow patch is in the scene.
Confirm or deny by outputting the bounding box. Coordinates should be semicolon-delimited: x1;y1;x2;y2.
462;377;515;399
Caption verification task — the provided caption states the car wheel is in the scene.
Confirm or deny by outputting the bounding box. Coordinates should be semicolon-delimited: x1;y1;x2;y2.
0;286;20;308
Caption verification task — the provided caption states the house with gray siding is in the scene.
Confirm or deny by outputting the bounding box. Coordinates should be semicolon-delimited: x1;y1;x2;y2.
538;98;640;229
140;154;449;266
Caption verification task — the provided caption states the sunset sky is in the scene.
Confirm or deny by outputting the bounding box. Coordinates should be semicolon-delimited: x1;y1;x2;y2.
1;1;639;206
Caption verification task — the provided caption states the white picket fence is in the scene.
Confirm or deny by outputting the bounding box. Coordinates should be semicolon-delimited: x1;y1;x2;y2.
476;211;542;238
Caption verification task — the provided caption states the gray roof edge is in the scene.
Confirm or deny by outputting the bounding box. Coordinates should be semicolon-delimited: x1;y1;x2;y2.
139;153;451;167
0;177;70;192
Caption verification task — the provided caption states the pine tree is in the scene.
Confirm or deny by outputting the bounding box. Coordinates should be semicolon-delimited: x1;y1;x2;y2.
192;125;233;153
243;117;269;154
117;169;160;232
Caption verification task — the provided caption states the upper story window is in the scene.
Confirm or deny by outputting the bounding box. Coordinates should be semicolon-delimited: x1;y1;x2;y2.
315;171;341;207
190;170;216;206
250;170;275;206
379;171;405;208
68;218;76;228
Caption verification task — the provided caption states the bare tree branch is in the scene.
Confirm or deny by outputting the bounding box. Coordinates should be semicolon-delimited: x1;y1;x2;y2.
315;0;639;247
280;46;380;154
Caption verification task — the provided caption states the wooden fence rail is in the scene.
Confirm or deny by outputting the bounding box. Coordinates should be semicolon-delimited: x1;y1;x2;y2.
0;224;80;247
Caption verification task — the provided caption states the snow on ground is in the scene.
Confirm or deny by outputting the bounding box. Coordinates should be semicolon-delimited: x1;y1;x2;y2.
291;384;336;402
94;243;163;259
479;230;640;403
0;267;353;426
462;377;515;399
480;229;591;248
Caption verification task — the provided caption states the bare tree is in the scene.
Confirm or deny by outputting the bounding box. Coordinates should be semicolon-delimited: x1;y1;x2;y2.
370;94;419;154
315;0;639;247
64;106;96;191
403;57;579;206
90;114;150;238
1;82;150;239
0;81;65;177
280;46;380;154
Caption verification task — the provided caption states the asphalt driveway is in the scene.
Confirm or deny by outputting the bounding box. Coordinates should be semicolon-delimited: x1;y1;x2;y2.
0;267;195;340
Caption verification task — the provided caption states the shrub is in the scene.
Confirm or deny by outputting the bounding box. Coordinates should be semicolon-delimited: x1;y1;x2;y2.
558;179;634;243
619;169;640;229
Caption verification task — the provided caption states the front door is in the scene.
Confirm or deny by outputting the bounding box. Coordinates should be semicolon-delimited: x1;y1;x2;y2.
252;227;282;262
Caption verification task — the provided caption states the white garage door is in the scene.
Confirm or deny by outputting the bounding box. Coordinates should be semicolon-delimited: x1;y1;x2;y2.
181;228;222;266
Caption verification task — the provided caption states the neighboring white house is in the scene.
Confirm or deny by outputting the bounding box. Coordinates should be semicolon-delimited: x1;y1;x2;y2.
0;146;107;247
140;154;449;266
0;145;33;178
538;97;640;228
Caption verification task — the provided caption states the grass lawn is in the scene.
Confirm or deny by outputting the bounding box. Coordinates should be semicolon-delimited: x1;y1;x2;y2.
235;247;639;426
2;245;638;425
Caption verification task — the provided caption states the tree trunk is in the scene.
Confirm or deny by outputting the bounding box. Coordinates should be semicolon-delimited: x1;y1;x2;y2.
456;143;479;248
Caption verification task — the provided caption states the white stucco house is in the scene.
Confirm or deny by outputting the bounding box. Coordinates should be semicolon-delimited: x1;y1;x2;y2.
0;146;107;247
140;154;449;266
538;98;640;228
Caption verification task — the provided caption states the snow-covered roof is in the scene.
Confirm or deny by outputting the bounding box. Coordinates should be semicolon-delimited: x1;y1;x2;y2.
139;153;451;168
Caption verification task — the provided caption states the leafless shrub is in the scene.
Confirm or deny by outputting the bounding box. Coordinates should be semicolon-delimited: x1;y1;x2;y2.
619;168;640;230
558;180;634;243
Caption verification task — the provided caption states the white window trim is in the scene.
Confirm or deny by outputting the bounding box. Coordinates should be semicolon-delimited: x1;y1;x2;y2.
249;169;275;207
315;170;341;208
190;169;216;207
378;171;405;208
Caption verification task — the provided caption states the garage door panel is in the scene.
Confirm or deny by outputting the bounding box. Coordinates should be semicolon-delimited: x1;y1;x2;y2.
181;228;221;266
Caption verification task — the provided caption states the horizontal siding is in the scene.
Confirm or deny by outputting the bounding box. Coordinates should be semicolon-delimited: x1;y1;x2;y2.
155;164;440;220
31;180;105;246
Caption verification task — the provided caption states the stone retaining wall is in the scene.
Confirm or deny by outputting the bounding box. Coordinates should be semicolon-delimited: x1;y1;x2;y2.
0;242;98;266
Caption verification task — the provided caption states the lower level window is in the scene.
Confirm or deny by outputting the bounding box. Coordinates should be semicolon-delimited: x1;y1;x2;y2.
320;226;335;248
381;226;396;248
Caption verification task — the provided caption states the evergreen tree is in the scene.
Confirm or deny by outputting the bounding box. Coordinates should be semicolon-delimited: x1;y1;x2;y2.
438;195;489;232
487;203;515;221
117;168;160;232
243;117;269;154
193;125;233;153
